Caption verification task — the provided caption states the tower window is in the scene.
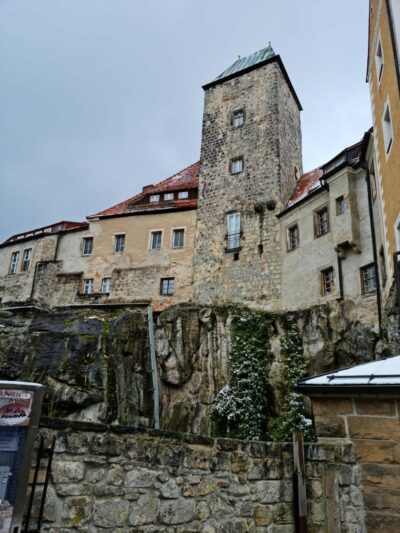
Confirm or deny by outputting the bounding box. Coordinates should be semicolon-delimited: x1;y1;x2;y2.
361;264;377;294
382;102;393;155
82;237;93;256
232;110;244;128
114;234;125;253
9;251;20;274
227;212;241;250
101;277;112;293
21;249;32;272
336;196;345;215
83;278;94;294
231;158;244;174
160;277;175;296
172;229;185;249
151;231;162;250
314;206;329;237
287;224;299;251
375;37;384;82
321;267;334;295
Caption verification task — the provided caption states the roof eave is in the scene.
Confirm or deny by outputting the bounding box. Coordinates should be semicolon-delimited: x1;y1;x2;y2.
296;383;400;396
90;204;198;221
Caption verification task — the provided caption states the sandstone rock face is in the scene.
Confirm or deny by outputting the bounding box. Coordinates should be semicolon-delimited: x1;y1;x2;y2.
0;303;393;433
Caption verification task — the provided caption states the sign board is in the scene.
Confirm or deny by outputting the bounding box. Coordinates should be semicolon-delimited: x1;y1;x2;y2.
0;382;43;533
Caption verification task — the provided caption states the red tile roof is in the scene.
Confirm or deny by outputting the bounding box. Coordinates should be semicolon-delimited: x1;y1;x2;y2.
287;167;323;207
90;161;200;218
3;221;88;245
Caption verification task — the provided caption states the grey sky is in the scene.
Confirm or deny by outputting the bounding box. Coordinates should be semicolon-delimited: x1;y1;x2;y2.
0;0;371;242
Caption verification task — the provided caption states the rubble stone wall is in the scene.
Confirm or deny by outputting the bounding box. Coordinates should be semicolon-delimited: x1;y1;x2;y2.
31;419;364;533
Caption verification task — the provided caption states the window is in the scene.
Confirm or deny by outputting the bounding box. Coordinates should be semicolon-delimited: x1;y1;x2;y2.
150;195;160;202
231;158;244;174
82;237;93;256
315;207;329;237
178;191;188;199
114;234;125;253
164;193;174;201
101;277;112;293
172;229;184;249
336;196;345;215
232;110;244;128
83;278;94;294
361;264;377;294
21;249;32;272
375;37;384;82
160;277;174;296
321;267;334;295
287;224;299;251
227;212;241;250
9;252;19;274
382;102;393;155
379;246;387;287
151;231;162;250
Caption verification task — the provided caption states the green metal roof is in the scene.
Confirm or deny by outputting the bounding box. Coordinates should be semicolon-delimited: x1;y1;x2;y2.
213;43;276;82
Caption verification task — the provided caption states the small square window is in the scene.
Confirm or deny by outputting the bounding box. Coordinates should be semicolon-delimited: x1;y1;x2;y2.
151;231;162;250
83;278;94;294
382;103;393;155
173;229;184;249
83;237;93;256
315;207;329;237
336;196;345;215
9;251;20;274
114;234;125;253
164;193;174;201
160;277;175;296
232;110;244;128
178;191;189;199
361;264;377;294
231;158;244;174
101;277;112;293
321;267;334;295
21;249;32;272
149;195;160;202
287;224;299;251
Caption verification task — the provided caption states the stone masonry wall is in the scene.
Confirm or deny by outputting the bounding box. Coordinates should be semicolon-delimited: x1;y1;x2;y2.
312;395;400;532
29;419;364;532
193;61;302;310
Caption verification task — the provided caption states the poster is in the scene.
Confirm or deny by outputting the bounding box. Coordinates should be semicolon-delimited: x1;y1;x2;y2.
0;390;33;428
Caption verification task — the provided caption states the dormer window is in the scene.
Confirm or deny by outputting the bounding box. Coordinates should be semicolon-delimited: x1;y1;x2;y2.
231;158;244;174
149;195;159;202
232;110;244;128
178;191;188;199
164;193;174;201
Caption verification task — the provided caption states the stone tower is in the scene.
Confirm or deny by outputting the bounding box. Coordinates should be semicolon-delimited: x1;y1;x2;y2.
193;45;303;309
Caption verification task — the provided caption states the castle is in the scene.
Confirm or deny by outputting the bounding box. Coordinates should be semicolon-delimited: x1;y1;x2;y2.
0;16;398;331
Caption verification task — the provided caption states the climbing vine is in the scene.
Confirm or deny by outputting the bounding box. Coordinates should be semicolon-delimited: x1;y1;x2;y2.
267;327;315;442
210;311;271;441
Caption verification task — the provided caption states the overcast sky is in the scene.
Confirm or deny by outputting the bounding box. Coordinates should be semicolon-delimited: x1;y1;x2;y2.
0;0;371;242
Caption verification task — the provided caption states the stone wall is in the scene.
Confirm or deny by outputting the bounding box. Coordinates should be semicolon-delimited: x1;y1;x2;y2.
29;419;363;532
312;395;400;532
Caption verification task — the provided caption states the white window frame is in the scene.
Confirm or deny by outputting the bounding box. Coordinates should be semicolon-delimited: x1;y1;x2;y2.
231;158;244;174
227;212;241;250
178;191;189;199
150;230;163;251
164;193;174;201
375;35;384;83
21;249;32;272
114;234;125;253
232;110;244;128
149;195;160;202
382;99;394;157
83;278;94;294
101;277;112;293
172;228;185;249
9;251;20;274
82;237;93;256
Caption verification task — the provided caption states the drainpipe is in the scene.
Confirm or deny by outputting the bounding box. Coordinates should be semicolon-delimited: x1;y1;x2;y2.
147;305;160;429
363;163;383;338
336;250;344;301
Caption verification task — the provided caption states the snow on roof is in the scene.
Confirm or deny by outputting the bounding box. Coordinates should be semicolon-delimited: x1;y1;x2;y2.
287;167;323;208
297;355;400;392
2;220;88;246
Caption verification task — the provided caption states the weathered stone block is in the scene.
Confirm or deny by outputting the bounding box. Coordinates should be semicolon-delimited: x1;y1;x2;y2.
92;499;130;528
312;398;354;416
159;498;197;525
128;494;160;526
348;416;400;439
52;461;85;483
354;398;396;416
314;414;346;437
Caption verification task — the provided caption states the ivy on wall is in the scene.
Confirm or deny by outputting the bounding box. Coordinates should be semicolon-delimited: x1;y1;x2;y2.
267;327;315;442
210;311;271;441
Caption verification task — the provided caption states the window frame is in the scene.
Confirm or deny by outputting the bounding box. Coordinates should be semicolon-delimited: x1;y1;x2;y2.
21;248;32;272
314;205;330;238
114;234;125;253
336;196;345;216
382;100;393;157
375;35;384;83
82;237;94;256
232;109;244;128
287;223;299;252
230;157;244;175
160;277;175;296
360;263;377;295
321;267;335;296
150;230;163;251
9;251;20;275
149;194;160;203
172;228;185;249
164;193;174;201
83;278;94;294
226;212;241;251
178;191;189;199
101;277;112;294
